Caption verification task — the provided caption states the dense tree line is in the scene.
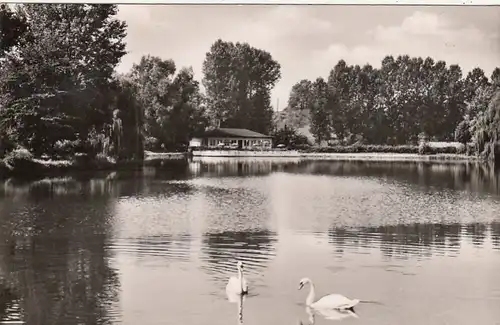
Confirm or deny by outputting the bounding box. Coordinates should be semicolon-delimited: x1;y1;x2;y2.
0;4;281;162
0;4;137;161
1;4;499;164
287;56;500;159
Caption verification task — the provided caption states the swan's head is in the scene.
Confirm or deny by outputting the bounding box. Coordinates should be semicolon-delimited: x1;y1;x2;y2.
298;277;311;290
237;261;244;271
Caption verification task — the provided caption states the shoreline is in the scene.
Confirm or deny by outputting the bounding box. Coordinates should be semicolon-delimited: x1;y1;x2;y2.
191;150;478;163
0;149;482;181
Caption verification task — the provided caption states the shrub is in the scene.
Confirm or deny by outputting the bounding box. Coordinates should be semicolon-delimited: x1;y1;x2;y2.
418;142;430;155
144;136;160;151
3;147;38;172
299;144;420;154
54;139;82;158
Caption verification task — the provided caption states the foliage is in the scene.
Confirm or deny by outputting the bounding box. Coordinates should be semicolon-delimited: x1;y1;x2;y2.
128;55;208;151
473;90;500;162
271;125;310;148
112;77;144;160
283;54;498;149
0;4;127;158
2;146;36;171
454;120;471;145
202;39;281;134
309;77;331;144
0;3;27;55
298;144;461;155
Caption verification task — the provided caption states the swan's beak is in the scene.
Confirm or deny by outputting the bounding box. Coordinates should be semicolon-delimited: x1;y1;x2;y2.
298;283;304;290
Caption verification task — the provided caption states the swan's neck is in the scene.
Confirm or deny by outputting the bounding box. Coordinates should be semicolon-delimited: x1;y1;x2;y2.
306;283;316;306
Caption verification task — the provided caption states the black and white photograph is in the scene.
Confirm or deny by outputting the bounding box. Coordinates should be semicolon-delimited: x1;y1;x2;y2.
0;1;499;324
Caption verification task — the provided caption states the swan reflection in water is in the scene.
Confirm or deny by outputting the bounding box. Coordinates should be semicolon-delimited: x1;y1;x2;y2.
226;289;245;324
299;306;359;324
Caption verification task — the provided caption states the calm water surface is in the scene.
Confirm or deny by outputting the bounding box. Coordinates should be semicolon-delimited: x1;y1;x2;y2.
1;158;500;325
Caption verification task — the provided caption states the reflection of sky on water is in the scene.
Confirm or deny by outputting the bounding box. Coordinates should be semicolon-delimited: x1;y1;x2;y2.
0;159;499;324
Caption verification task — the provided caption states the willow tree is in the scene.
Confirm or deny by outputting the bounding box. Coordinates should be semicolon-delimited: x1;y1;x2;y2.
474;90;500;163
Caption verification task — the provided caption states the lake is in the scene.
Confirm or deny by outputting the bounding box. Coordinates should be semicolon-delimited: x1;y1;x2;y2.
1;158;499;325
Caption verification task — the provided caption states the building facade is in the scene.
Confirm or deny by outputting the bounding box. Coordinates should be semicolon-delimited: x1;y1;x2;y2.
189;128;273;149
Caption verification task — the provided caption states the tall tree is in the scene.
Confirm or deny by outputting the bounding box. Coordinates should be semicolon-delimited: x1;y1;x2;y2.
128;56;207;150
128;55;176;149
165;67;208;150
309;77;330;144
326;59;352;143
202;39;281;134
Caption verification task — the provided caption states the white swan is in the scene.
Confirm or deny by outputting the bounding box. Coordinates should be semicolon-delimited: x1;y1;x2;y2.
226;261;248;295
298;278;359;310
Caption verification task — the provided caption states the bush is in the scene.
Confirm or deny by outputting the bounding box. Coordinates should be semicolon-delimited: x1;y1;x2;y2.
3;147;39;173
418;142;430;155
299;144;420;154
144;136;160;151
54;139;82;158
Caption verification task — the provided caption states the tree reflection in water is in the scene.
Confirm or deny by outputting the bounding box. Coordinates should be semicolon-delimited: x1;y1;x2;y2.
491;221;500;250
0;177;121;324
328;222;500;259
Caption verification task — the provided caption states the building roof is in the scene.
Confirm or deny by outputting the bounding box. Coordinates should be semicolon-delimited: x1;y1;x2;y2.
200;128;272;139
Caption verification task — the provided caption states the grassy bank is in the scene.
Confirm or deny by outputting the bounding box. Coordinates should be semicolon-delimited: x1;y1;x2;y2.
0;149;190;180
0;149;138;180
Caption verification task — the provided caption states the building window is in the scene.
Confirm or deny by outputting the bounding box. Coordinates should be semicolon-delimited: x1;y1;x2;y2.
244;140;250;147
209;139;216;147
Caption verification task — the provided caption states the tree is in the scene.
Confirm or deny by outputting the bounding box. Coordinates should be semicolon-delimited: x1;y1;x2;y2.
491;68;500;88
310;77;330;144
165;67;208;150
271;125;309;148
0;4;127;157
128;56;207;151
454;119;471;145
128;55;176;150
202;39;281;134
113;76;144;160
325;59;352;143
474;90;500;163
287;80;314;111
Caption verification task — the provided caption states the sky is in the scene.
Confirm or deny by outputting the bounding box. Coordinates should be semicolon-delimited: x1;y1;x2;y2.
116;5;500;110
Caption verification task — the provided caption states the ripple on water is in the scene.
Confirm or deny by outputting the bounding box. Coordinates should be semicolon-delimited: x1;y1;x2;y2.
108;234;193;263
326;222;500;260
199;231;278;292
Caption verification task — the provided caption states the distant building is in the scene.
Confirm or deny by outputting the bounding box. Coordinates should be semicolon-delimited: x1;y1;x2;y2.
189;128;273;149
